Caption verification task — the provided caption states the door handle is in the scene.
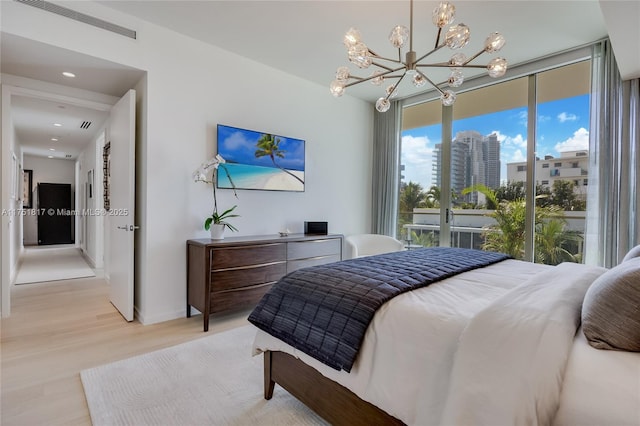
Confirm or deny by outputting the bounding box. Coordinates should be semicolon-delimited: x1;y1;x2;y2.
117;226;128;230
129;225;140;231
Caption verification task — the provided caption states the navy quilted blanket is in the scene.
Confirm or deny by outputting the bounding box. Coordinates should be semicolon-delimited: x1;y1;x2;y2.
248;247;510;372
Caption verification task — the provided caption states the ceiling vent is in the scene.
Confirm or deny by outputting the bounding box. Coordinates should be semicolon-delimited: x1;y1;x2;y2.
14;0;137;39
65;154;72;158
80;121;92;129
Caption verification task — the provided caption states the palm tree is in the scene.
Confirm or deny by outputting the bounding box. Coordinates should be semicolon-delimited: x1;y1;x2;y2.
425;185;441;208
399;181;426;213
534;217;581;265
462;183;580;264
254;134;304;184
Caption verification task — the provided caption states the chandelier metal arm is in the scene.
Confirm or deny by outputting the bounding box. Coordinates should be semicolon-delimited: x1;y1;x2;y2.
371;61;400;72
368;55;404;66
463;49;486;65
414;44;446;66
416;70;445;96
383;72;408;101
343;66;405;88
434;27;443;50
416;63;488;69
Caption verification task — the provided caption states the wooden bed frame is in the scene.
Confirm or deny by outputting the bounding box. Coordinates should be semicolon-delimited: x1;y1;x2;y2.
263;350;405;426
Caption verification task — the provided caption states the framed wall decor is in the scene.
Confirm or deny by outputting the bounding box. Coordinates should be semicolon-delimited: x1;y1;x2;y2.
10;152;18;200
103;142;111;211
88;169;94;199
216;124;305;192
23;169;33;208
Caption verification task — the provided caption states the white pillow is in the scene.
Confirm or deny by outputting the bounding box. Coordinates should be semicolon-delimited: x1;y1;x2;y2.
622;245;640;262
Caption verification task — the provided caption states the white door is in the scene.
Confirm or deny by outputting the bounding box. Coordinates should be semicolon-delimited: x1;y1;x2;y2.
107;90;136;321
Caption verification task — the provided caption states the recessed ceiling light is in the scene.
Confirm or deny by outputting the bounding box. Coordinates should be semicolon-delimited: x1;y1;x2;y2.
51;137;59;141
49;148;55;151
47;155;54;159
53;123;62;127
62;72;76;78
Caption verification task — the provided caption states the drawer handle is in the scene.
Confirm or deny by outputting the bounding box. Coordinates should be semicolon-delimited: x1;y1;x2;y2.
213;281;277;294
213;261;285;273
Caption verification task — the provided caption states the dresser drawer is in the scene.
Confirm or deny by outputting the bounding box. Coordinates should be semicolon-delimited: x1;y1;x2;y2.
211;261;286;292
287;239;341;261
209;282;274;314
287;254;341;273
211;243;286;270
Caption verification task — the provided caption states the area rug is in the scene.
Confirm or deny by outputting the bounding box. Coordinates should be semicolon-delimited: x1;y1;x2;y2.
15;246;95;284
80;325;326;426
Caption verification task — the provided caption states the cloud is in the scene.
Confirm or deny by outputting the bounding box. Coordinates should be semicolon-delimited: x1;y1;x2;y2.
510;149;526;163
558;112;578;123
401;135;435;188
493;130;527;148
538;115;551;123
554;127;589;152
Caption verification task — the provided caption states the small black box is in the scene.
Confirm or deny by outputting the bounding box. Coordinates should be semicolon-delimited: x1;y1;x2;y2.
304;221;328;235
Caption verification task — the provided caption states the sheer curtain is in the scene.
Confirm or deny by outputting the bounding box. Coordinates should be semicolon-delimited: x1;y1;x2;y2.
584;39;640;267
371;101;401;236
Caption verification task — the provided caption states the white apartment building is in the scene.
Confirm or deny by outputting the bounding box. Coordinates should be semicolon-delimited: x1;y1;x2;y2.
507;150;589;195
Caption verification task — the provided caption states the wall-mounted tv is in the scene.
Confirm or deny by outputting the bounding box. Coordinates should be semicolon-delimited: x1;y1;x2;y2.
216;124;305;192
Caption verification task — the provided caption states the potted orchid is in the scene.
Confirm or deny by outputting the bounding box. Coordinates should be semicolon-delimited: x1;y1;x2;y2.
192;154;239;239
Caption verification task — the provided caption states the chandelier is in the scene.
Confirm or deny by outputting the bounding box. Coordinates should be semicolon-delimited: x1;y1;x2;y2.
329;0;508;112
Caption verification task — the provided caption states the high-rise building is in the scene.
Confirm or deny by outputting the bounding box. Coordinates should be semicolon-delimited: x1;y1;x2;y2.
433;131;501;204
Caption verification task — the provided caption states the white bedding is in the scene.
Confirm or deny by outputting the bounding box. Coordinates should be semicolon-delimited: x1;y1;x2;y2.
252;259;639;425
554;330;640;426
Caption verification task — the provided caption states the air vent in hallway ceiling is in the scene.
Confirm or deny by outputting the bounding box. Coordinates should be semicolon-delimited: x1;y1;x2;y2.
80;121;92;129
14;0;137;39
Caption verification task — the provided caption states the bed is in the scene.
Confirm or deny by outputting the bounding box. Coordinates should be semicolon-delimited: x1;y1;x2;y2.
249;247;640;426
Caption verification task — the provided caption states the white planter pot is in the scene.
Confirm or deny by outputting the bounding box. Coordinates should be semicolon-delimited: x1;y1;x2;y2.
209;224;225;240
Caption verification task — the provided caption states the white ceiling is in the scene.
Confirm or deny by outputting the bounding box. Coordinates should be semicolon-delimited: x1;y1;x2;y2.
4;0;638;160
97;0;611;102
1;32;143;160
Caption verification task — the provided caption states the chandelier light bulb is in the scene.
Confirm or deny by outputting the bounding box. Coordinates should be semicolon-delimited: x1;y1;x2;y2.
348;42;372;68
432;2;456;28
389;25;409;48
445;24;470;49
441;90;457;106
484;32;506;53
449;52;467;68
376;97;391;112
371;70;385;86
344;27;362;47
330;80;346;97
386;84;398;98
412;73;427;88
487;57;508;78
336;66;350;82
448;69;464;87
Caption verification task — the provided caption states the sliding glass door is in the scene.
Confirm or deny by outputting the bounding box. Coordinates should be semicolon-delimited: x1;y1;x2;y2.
398;60;590;265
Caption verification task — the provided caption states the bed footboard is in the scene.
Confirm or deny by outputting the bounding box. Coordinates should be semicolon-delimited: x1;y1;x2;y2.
263;350;404;426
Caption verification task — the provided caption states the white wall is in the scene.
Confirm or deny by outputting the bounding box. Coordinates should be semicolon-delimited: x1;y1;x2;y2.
22;155;76;245
2;1;374;324
77;129;105;267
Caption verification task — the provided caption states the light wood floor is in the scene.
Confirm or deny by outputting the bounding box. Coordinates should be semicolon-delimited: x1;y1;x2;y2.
1;277;251;426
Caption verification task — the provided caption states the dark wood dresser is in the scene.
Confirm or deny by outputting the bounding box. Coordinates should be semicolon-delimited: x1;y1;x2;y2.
187;233;343;331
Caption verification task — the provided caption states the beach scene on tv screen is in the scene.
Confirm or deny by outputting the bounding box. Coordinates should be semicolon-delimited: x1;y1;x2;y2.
216;125;305;192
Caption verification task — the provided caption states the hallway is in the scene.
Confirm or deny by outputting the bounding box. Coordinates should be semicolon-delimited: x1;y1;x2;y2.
14;245;95;285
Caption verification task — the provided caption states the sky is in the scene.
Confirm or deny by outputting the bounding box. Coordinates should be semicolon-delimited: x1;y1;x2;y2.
217;124;305;171
401;93;590;189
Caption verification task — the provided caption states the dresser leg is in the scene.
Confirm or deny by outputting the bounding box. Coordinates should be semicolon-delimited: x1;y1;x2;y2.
204;315;209;332
186;304;191;318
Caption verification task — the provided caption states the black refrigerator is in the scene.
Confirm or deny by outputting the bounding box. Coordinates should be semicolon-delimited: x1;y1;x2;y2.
37;183;74;245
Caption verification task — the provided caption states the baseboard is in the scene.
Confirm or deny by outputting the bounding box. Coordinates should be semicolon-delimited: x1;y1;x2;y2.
135;307;186;325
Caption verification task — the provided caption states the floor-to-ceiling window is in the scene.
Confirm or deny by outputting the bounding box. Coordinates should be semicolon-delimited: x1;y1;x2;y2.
398;60;590;265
